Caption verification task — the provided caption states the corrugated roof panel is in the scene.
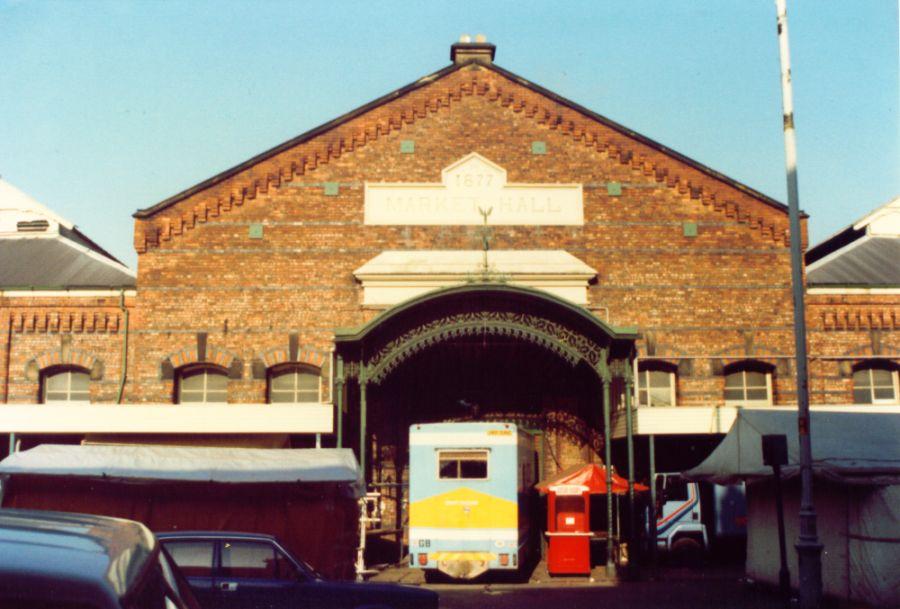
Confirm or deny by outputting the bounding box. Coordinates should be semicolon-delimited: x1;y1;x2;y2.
0;238;135;289
808;237;900;286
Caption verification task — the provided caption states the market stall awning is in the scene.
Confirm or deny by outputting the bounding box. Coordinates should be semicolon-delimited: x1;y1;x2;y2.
536;463;648;495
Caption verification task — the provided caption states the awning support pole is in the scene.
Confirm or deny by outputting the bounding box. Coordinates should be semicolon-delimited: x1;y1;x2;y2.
359;364;368;483
648;434;657;570
625;373;635;553
335;356;344;448
602;376;615;578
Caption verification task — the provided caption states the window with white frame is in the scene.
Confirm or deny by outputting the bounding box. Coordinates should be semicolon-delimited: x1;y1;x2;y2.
637;365;676;407
724;364;773;405
41;367;90;403
438;450;489;480
268;366;320;403
852;364;899;404
176;366;228;403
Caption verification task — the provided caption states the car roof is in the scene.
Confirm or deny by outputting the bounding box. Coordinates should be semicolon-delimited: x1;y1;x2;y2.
157;530;279;542
0;509;156;605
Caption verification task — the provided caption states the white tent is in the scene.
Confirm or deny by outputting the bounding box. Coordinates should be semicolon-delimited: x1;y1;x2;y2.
0;444;364;491
685;408;900;607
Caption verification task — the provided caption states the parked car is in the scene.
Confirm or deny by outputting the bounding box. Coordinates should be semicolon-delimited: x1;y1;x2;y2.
158;531;439;609
0;508;201;609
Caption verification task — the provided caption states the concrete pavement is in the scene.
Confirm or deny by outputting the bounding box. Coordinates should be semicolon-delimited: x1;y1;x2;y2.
369;563;863;608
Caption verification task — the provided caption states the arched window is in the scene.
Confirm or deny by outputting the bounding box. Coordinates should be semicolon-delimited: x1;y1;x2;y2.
724;362;773;406
41;367;90;403
176;365;228;404
852;363;898;404
268;365;321;403
637;362;676;407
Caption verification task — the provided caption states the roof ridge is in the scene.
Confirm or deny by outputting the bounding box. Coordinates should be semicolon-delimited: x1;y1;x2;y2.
133;61;795;253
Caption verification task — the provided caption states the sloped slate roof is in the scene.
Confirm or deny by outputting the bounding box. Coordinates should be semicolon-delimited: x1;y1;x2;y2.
0;238;135;289
807;237;900;287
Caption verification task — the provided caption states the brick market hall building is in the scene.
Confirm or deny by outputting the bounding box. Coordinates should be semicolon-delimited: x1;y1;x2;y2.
2;39;898;534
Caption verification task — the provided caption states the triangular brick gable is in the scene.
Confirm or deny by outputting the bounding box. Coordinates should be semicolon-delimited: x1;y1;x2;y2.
133;61;794;253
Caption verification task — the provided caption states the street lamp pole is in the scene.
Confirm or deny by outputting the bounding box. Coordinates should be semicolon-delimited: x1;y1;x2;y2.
773;2;823;608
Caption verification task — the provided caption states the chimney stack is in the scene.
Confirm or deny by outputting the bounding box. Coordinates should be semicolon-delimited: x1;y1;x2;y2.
451;34;495;65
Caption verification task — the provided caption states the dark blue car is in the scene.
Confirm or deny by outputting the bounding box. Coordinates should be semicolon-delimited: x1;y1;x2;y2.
0;509;201;609
158;531;438;609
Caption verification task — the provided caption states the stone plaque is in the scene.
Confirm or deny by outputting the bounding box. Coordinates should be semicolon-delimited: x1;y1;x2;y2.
364;153;583;225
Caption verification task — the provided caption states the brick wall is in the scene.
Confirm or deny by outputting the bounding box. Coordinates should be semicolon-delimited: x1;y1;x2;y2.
126;65;801;410
808;292;900;404
0;294;131;404
8;64;886;414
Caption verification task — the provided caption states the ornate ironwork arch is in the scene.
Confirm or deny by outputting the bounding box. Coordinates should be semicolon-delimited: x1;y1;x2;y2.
364;311;606;385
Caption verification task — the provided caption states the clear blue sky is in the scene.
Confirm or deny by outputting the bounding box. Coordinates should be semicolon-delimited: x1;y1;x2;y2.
2;0;897;268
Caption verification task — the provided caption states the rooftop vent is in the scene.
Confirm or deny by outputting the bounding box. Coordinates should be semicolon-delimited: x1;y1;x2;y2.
17;219;49;232
451;34;495;65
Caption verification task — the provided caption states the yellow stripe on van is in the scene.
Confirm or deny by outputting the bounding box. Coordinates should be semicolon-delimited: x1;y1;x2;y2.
409;487;517;529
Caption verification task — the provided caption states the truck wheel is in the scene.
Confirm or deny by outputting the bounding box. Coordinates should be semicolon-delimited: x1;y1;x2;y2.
671;537;703;567
423;569;443;584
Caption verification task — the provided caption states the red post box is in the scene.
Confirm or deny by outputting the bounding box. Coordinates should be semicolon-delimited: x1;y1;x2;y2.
546;483;592;575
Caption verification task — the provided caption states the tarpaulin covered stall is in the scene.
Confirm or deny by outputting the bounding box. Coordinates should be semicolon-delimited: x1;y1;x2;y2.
0;444;364;580
684;408;900;607
536;464;649;495
537;463;650;560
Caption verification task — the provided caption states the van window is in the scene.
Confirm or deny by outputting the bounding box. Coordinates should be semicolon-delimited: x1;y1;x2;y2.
663;476;689;502
438;450;488;480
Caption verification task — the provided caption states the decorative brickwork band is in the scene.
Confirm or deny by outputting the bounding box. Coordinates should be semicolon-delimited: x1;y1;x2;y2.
134;66;791;252
160;344;243;379
11;310;122;334
258;345;328;370
26;349;104;381
818;308;899;331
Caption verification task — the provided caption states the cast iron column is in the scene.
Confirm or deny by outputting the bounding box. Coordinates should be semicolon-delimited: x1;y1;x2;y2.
648;434;658;570
335;356;344;448
602;376;615;577
624;372;635;561
359;363;368;482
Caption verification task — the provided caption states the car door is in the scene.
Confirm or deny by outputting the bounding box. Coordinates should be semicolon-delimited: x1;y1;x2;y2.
218;539;313;609
160;539;218;609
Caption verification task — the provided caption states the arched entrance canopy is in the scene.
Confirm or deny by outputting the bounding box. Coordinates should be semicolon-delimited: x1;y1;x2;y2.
334;283;638;384
332;283;640;575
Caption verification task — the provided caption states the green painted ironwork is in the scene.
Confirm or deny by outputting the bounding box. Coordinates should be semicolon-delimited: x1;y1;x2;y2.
333;282;640;526
602;377;615;577
531;141;547;155
624;364;636;554
400;140;415;154
335;356;344;448
359;362;368;480
606;182;622;196
324;182;339;196
649;434;658;569
364;311;603;385
334;283;639;345
683;221;698;237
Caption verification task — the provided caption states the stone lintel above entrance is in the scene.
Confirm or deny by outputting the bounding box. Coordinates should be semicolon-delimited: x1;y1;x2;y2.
353;250;597;306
